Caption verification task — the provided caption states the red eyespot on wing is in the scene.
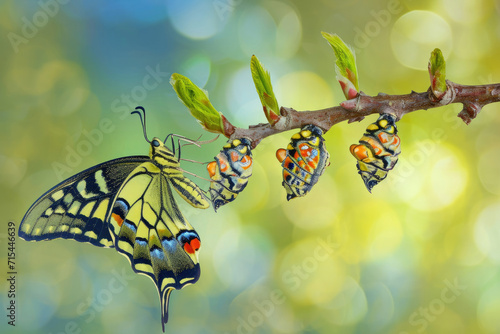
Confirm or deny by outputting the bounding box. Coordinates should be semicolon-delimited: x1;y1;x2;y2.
183;243;193;254
184;238;201;254
190;238;201;251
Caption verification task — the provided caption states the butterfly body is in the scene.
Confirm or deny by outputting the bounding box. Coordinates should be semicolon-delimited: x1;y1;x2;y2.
19;125;208;331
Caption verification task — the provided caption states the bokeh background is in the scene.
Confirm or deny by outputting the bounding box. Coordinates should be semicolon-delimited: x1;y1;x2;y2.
1;0;500;333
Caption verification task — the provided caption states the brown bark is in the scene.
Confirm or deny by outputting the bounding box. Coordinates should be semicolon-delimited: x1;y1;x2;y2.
230;81;500;148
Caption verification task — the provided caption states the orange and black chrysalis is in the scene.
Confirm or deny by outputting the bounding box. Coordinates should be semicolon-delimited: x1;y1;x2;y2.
276;124;330;200
350;113;401;192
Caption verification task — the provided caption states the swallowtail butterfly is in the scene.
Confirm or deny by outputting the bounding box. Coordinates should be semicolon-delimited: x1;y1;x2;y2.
18;107;208;331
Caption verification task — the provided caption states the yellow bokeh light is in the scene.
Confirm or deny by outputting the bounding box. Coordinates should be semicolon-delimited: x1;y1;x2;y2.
477;144;500;196
281;173;341;231
337;201;403;263
276;237;346;305
275;71;334;110
323;276;368;326
441;0;493;24
238;159;271;212
474;202;500;263
394;143;468;211
477;284;500;333
391;11;453;70
275;6;302;59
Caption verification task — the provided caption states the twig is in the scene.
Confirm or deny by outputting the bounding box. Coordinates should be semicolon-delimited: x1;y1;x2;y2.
230;81;500;148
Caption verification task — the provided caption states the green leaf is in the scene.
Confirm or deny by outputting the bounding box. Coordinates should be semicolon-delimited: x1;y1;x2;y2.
250;55;280;125
428;48;447;98
321;32;359;100
170;73;224;134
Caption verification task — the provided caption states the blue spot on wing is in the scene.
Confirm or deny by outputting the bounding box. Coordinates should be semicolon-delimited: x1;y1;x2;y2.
124;221;137;233
151;248;164;259
136;239;147;246
161;238;178;252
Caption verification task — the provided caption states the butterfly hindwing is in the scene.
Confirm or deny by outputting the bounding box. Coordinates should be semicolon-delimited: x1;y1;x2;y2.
107;161;201;331
19;156;149;247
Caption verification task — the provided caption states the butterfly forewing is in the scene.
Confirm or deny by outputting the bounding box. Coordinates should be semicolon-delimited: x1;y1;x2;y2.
19;156;149;247
107;160;201;331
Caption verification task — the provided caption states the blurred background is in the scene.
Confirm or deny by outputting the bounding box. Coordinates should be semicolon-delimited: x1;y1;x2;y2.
1;0;500;333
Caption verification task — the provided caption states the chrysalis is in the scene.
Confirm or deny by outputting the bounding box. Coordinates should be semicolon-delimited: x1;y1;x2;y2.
207;138;253;211
350;113;401;192
276;124;330;200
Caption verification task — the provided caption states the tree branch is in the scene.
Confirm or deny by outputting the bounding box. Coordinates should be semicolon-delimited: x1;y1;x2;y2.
230;80;500;147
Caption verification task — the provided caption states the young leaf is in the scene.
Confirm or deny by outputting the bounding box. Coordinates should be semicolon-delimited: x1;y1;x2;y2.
428;48;447;99
170;73;225;134
250;55;280;125
321;32;359;100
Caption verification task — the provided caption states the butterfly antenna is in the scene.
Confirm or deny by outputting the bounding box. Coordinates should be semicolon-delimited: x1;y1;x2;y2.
131;106;150;143
175;137;182;161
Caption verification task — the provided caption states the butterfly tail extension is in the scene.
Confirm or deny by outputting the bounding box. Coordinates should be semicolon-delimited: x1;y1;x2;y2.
161;287;174;332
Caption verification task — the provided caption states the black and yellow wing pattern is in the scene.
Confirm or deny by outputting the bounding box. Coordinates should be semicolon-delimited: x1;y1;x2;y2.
19;156;148;247
19;108;209;331
108;138;208;331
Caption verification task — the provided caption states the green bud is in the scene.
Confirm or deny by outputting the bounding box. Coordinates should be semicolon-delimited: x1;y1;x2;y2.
250;55;280;125
170;73;224;134
321;32;359;100
428;48;447;99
